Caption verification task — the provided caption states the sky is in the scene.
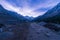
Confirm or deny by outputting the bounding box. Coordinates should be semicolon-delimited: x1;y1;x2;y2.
0;0;60;17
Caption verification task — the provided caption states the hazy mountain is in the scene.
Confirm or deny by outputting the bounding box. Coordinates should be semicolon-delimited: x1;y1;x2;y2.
25;16;34;22
0;5;28;24
33;3;60;23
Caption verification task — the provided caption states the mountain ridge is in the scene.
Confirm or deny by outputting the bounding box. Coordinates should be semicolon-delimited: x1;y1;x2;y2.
33;3;60;23
0;5;28;24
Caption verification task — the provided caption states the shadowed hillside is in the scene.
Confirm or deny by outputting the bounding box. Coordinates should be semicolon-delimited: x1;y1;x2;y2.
33;3;60;23
0;5;30;40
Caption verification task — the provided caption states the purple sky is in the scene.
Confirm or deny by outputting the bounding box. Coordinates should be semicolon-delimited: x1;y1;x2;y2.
0;0;60;17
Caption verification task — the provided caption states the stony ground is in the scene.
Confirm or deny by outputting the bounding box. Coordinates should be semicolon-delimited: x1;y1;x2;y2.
0;22;60;40
0;22;29;40
27;22;60;40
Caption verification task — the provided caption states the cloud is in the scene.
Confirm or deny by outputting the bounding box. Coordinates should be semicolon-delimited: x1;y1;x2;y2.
0;0;60;17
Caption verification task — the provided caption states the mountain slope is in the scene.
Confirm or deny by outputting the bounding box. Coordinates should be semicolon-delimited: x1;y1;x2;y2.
0;5;28;24
33;3;60;23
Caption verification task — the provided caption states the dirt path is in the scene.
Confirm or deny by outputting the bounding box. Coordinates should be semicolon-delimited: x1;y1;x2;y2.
27;22;60;40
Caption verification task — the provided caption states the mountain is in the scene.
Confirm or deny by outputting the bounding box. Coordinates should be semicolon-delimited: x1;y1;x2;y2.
0;5;28;24
0;5;30;40
25;16;34;22
33;3;60;23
